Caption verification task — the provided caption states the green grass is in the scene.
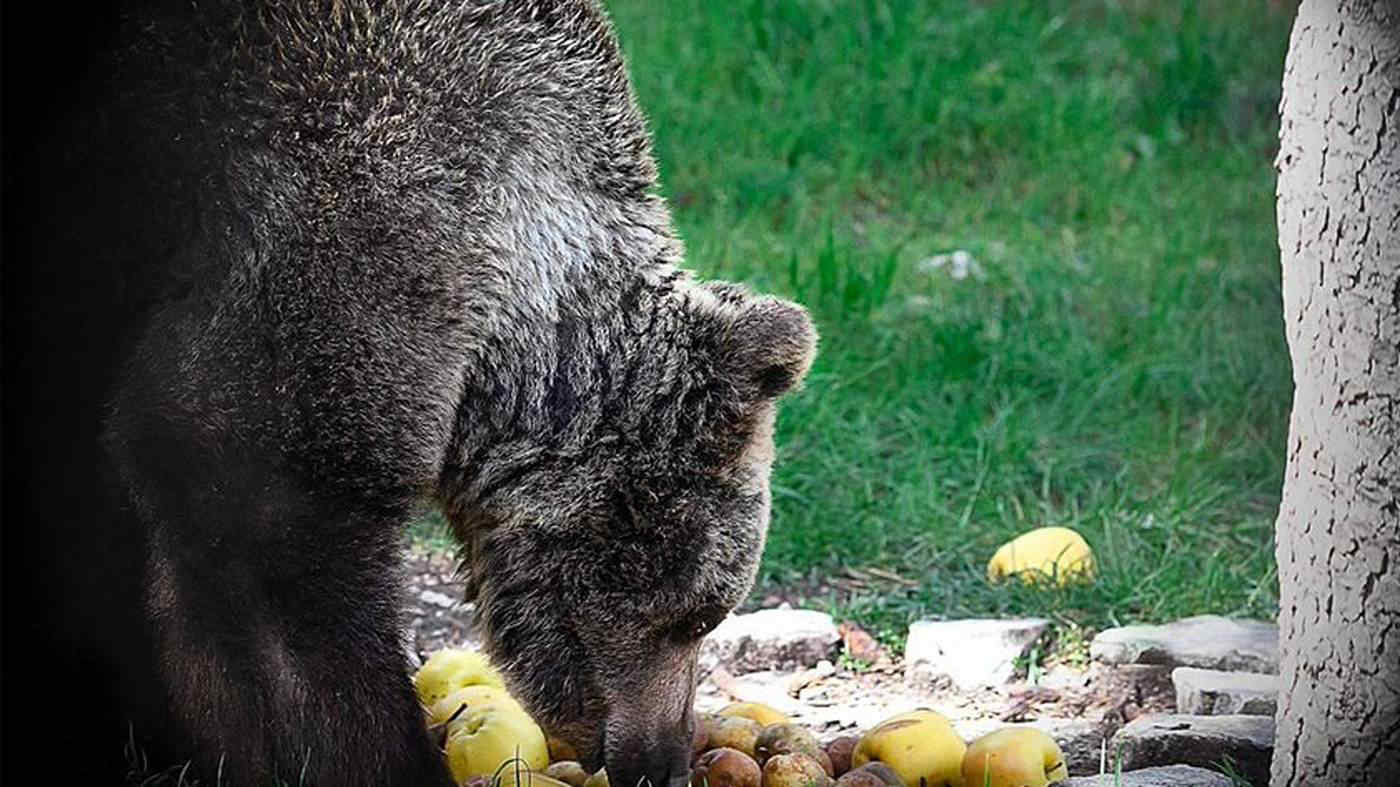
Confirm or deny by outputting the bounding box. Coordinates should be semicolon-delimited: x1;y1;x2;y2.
418;0;1295;640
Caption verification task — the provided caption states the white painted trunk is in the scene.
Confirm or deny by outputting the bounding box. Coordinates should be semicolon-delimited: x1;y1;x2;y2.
1273;1;1400;784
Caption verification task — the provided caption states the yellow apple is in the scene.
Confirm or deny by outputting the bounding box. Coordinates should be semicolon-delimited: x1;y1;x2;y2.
762;754;833;787
986;527;1095;586
704;715;764;758
428;685;526;729
415;648;508;708
754;723;832;775
961;727;1067;787
719;702;791;727
442;688;549;785
852;710;966;787
495;769;576;787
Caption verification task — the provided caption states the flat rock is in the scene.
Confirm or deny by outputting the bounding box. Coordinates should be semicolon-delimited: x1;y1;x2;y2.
700;609;840;673
905;618;1050;690
1062;764;1235;786
1091;615;1278;673
1172;667;1278;716
957;717;1109;776
419;589;459;608
1111;714;1274;787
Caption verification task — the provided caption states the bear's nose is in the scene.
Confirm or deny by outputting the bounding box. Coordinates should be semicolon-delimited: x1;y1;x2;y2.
604;736;691;787
604;760;690;787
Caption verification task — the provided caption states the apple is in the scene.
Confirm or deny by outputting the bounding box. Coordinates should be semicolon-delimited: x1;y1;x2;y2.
960;727;1068;787
754;724;832;775
691;747;763;787
824;737;859;778
834;763;902;787
986;527;1095;586
428;685;526;729
719;702;791;727
441;688;549;785
704;715;763;758
852;710;966;787
546;762;592;787
415;648;508;708
494;770;576;787
762;754;833;787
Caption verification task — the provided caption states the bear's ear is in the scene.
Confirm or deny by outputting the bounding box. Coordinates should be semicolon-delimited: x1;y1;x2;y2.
694;282;818;401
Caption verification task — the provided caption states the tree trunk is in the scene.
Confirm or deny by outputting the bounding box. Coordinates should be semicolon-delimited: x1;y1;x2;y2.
1274;1;1400;785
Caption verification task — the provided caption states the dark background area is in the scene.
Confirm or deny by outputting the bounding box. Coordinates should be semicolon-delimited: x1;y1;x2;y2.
4;2;166;778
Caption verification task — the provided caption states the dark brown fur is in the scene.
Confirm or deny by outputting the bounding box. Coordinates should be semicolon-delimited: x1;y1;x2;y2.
13;1;815;785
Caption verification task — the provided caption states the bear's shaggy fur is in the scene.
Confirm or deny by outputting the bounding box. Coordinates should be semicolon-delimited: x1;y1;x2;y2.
10;1;815;785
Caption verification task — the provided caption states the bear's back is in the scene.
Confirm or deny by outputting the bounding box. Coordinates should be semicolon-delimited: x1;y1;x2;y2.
104;0;673;502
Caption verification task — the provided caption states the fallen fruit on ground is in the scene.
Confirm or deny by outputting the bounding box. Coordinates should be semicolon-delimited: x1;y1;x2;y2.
549;735;582;763
852;710;966;787
960;728;1067;787
546;761;592;787
823;736;859;777
441;688;549;785
693;717;710;756
719;702;791;727
754;723;832;775
833;769;885;787
584;768;610;787
691;747;763;787
704;715;764;758
415;648;508;707
428;685;526;728
844;763;903;787
986;526;1096;586
834;763;903;787
495;769;576;787
762;753;834;787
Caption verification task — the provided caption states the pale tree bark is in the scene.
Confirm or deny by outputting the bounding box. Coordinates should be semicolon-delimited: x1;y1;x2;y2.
1274;1;1400;785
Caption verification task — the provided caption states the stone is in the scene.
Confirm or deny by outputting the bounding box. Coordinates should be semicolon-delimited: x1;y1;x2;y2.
956;717;1109;776
1110;714;1274;787
700;609;841;673
419;589;458;608
904;618;1050;690
1172;667;1278;716
1090;615;1279;673
1062;764;1234;786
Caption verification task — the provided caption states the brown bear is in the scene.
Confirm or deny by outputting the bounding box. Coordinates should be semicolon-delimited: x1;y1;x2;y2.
6;1;815;785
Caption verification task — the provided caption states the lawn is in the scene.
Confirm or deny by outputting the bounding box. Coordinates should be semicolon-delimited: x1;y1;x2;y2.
416;0;1297;645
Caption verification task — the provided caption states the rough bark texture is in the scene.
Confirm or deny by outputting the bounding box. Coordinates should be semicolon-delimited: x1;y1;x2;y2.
1274;1;1400;785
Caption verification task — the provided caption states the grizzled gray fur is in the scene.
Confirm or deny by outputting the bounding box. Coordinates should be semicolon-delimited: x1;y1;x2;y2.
97;1;816;785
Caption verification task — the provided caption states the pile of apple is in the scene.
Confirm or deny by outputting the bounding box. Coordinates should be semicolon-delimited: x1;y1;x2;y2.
415;650;1070;787
415;649;553;785
692;703;1066;787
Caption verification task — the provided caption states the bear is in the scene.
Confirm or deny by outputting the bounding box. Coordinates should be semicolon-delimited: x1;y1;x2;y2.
5;1;816;785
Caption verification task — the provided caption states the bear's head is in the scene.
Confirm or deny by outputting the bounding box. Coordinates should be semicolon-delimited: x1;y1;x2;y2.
450;279;816;787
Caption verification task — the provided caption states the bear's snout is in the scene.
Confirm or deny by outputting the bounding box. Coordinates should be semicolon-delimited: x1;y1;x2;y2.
604;742;691;787
601;699;694;787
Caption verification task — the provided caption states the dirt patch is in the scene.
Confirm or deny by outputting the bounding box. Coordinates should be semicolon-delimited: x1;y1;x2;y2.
403;547;482;658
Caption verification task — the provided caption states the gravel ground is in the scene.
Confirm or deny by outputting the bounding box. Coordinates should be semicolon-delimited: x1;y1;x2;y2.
401;546;1174;740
